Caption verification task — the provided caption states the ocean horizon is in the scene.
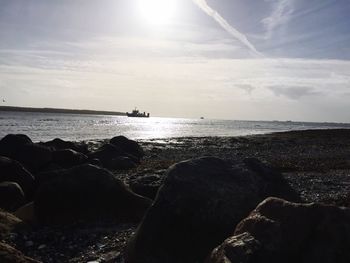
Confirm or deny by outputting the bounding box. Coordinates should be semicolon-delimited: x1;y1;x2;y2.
1;111;349;142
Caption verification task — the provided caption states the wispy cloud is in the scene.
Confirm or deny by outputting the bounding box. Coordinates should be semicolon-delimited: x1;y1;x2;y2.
192;0;262;57
267;86;321;100
262;0;295;39
236;84;256;95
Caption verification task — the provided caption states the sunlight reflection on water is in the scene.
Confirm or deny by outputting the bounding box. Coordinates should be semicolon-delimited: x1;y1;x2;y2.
1;111;350;142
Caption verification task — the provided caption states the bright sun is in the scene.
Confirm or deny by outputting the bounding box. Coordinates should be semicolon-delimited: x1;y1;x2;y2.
137;0;177;25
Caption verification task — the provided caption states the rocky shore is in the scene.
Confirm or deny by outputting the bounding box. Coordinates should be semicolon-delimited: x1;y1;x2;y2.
1;129;350;262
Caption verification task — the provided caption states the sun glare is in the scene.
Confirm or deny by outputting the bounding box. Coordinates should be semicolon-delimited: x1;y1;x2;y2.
137;0;177;25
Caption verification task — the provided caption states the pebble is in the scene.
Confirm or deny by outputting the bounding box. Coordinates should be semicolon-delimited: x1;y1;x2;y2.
38;244;46;250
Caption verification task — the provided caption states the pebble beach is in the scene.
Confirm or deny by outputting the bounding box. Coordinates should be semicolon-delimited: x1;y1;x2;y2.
1;128;350;262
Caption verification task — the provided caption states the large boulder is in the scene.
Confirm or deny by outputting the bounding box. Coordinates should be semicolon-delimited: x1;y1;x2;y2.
0;134;52;172
125;157;299;263
42;138;89;154
52;149;88;168
34;164;151;224
110;136;144;159
0;242;40;263
0;182;26;212
0;156;35;199
207;197;350;263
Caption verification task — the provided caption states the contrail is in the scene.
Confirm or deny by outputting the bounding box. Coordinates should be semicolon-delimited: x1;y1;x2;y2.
192;0;263;57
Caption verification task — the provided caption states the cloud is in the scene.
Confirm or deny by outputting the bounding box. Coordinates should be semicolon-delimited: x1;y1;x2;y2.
192;0;262;57
236;84;256;95
262;0;294;39
267;85;321;100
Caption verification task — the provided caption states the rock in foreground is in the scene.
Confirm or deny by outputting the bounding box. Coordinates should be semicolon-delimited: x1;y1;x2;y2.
0;134;52;173
207;197;350;263
0;156;35;199
0;242;40;263
0;209;22;239
126;157;299;263
110;136;144;159
0;182;25;211
34;164;151;224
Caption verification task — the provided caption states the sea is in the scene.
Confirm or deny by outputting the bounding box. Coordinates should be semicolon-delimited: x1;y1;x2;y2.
1;111;350;142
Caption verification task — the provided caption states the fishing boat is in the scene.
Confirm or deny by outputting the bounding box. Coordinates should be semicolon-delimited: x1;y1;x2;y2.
126;107;150;118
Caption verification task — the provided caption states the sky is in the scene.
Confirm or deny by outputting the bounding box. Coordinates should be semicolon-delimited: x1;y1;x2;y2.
0;0;349;122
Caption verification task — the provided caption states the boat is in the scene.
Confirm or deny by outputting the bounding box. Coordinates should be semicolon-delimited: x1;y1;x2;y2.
126;107;150;118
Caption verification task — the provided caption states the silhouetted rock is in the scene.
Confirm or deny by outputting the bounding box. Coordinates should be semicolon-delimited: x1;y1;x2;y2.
108;156;137;170
0;134;52;173
88;143;125;167
0;134;32;152
0;182;25;212
88;143;138;169
0;156;35;199
17;144;53;172
207;197;350;263
126;157;299;263
0;242;40;263
34;164;151;224
43;138;89;154
129;174;163;199
52;149;88;168
110;136;144;159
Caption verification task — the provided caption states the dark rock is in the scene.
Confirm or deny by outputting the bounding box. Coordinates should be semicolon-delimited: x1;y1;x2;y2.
34;164;151;224
15;202;36;223
129;174;163;199
0;156;35;199
110;136;144;159
243;158;299;198
126;157;299;263
0;209;22;239
109;156;137;170
205;232;261;263
0;134;52;173
88;144;138;169
208;197;350;263
0;134;32;153
88;143;125;167
0;242;40;263
17;143;53;172
89;158;102;167
42;138;89;154
0;182;26;212
52;149;88;168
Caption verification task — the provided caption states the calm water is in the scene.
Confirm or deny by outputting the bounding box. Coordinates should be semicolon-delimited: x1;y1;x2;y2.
0;111;349;142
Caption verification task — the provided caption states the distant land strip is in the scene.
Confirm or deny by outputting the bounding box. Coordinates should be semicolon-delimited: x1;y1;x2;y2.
0;106;126;116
